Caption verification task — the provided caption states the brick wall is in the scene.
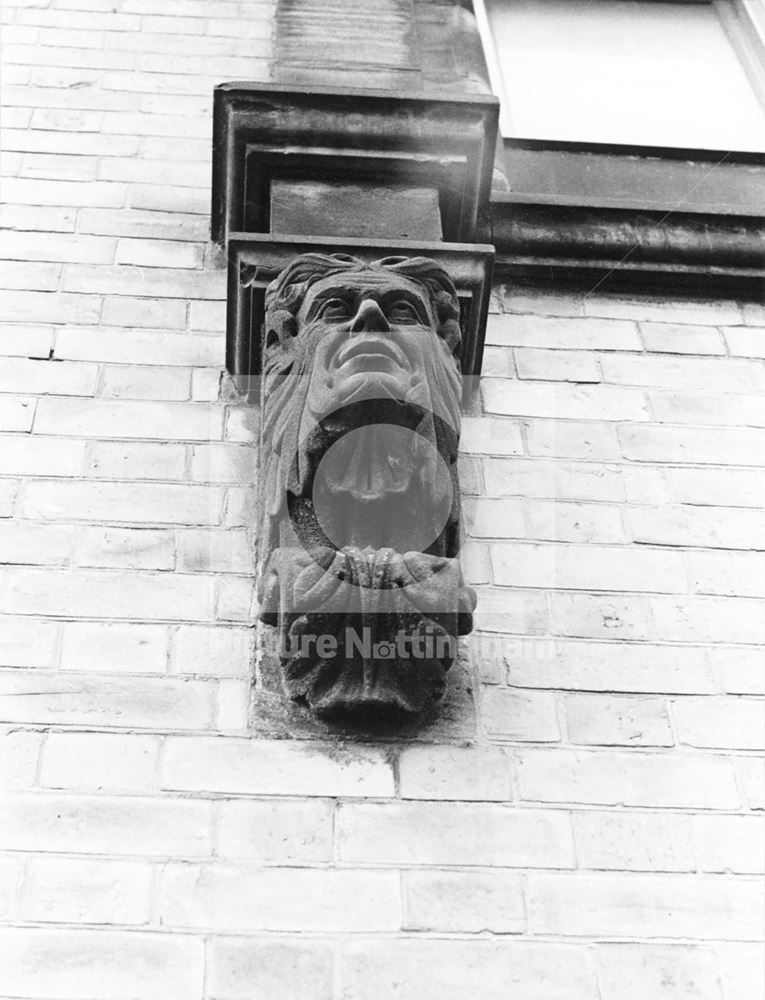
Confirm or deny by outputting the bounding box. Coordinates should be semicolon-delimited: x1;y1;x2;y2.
1;1;764;998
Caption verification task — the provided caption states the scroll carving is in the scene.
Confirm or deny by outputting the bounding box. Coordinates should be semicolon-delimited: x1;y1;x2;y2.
257;252;476;722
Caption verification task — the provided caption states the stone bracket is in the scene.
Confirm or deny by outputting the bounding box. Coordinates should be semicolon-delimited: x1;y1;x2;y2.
225;233;495;391
212;83;499;246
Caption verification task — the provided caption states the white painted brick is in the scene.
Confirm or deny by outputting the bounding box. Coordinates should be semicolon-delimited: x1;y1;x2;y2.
565;694;673;747
189;298;226;331
639;322;726;355
339;801;574;867
516;348;600;382
56;326;223;366
0;729;42;789
398;745;511;801
217;799;333;862
464;497;525;539
178;528;252;573
100;364;190;401
460;416;524;456
714;648;765;695
516;748;740;809
4;127;138;157
620;425;765;466
61;620;166;673
404;869;525;932
0;323;53;358
602;354;764;392
0;395;34;431
672;467;765;507
23;856;153;924
191;367;221;401
525;500;626;543
627;504;765;549
171;624;251;677
528;872;763;940
0;855;23;921
86;440;187;480
215;575;255;622
34;396;222;440
505;639;719;694
73;525;175;569
215;678;250;732
209;938;333;1000
0;435;85;476
190;443;256;484
716;943;765;1000
3;176;126;207
0;928;204;1000
484;458;625;502
23;480;222;525
491;542;685;593
100;294;187;329
0;792;212;855
477;345;513;376
0;614;57;667
63;262;223;299
694;816;765;874
597;944;725;1000
649;390;757;427
0;520;72;565
224;406;258;443
115;237;203;269
483;379;649;421
523;418;620;460
575;810;694;872
41;732;157;790
79;207;207;241
487;313;641;350
162;736;395;798
472;587;548;634
549;592;653;641
0;230;115;264
482;688;560;742
673;697;765;750
622;465;674;504
342;939;597;1000
651;596;765;645
158;863;401;932
0;479;18;517
687;550;765;598
584;294;742;326
0;289;101;325
723;326;765;359
0;259;62;291
0;356;97;395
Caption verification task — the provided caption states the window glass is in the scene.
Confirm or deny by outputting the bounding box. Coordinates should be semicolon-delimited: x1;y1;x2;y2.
480;0;765;151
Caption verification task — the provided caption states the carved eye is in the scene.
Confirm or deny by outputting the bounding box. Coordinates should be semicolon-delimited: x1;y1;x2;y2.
386;300;420;324
318;298;353;320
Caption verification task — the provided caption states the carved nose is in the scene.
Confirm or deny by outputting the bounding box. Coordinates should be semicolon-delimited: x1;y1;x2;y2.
349;298;390;334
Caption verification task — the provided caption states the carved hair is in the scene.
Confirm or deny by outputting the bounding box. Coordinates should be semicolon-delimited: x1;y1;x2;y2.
264;253;463;356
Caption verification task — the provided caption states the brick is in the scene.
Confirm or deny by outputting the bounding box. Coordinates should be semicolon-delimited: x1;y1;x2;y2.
491;541;685;593
215;678;249;732
687;550;765;598
0;615;58;667
0;259;62;291
23;856;153;924
652;596;765;645
694;816;765;874
101;156;211;187
487;313;641;351
224;406;258;443
0;230;115;264
505;639;719;694
61;620;167;672
171;624;251;677
628;504;765;549
23;481;222;525
74;525;175;569
0;521;72;565
549;592;653;641
602;354;764;392
191;367;221;401
0;479;18;517
217;799;333;862
86;440;187;480
671;466;765;507
35;396;222;440
162;736;394;797
523;418;620;460
482;688;560;742
526;500;626;543
639;321;726;355
516;347;600;382
460;416;524;456
714;648;765;695
0;323;54;358
41;732;158;790
482;379;649;421
215;575;255;622
0;928;204;1000
723;326;765;358
649;390;754;427
79;207;208;241
528;872;762;940
0;668;215;728
157;863;401;932
484;458;625;502
399;745;511;801
63;263;224;300
100;294;187;328
620;424;765;465
0;395;34;430
115;237;203;269
673;696;765;750
584;294;742;325
189;298;226;331
208;938;333;1000
0;356;97;395
100;364;190;401
404;869;525;932
716;943;765;1000
575;811;694;872
3;176;126;208
0;856;23;921
622;465;673;504
56;327;224;366
20;151;101;182
341;939;596;1000
3;126;139;157
516;748;740;809
0;289;101;325
472;587;548;634
596;944;724;1000
178;528;252;573
0;792;212;855
0;729;41;789
338;801;574;867
464;497;524;539
565;694;673;747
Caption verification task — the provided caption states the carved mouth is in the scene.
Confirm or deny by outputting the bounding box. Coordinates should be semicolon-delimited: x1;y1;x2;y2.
335;337;405;371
